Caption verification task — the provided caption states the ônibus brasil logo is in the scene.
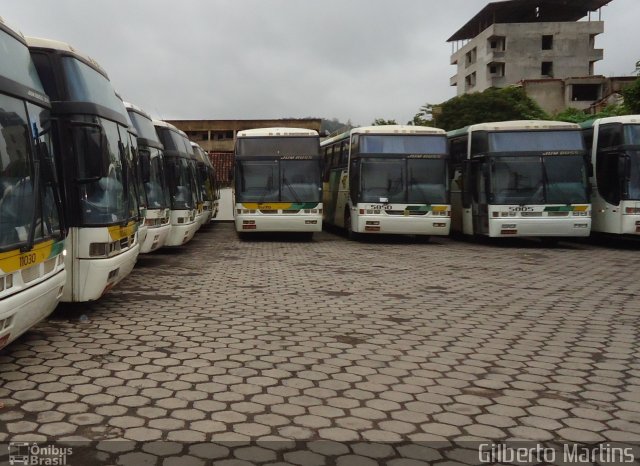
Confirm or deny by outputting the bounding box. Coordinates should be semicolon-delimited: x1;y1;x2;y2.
8;442;72;465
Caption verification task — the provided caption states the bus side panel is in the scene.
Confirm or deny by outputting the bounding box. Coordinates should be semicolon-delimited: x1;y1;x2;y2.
324;169;343;226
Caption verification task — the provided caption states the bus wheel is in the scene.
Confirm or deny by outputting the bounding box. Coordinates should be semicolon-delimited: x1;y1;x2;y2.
345;209;359;241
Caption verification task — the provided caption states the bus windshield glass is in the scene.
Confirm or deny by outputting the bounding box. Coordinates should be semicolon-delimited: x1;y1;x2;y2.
164;156;195;210
360;158;447;204
144;148;169;209
156;128;185;153
62;57;125;114
129;111;161;144
236;137;319;157
624;125;640;146
236;159;322;203
492;155;588;205
360;135;447;154
1;30;44;93
488;130;584;152
76;118;129;225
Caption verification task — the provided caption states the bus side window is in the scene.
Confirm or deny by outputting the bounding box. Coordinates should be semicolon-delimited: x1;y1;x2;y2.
597;124;623;150
332;144;341;169
351;135;359;155
340;142;348;167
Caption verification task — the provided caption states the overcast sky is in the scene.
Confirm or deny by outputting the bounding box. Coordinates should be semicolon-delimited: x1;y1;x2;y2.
3;0;639;125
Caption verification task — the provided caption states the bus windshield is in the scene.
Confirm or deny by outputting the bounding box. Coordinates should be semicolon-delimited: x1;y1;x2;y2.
360;158;447;204
236;159;322;203
144;148;169;209
156;127;186;153
489;130;584;152
491;155;588;205
129;111;161;144
62;57;125;114
360;135;447;154
1;29;44;93
237;137;319;157
624;125;640;145
0;95;62;250
75;118;129;225
164;156;195;210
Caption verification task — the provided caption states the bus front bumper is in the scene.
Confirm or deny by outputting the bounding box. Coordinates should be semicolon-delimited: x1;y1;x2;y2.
140;224;172;253
235;215;322;233
488;218;591;237
165;221;199;246
0;269;66;350
66;244;139;302
355;215;450;236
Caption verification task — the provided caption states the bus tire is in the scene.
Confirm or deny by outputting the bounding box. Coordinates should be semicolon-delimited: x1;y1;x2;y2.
345;209;359;241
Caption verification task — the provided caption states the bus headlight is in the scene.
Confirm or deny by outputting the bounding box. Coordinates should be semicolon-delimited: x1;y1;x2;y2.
89;243;108;257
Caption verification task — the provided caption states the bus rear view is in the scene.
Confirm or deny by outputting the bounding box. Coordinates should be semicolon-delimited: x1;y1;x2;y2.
234;128;322;237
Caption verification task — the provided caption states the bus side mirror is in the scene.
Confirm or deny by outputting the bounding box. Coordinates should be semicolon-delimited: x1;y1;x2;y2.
73;125;110;182
139;151;151;183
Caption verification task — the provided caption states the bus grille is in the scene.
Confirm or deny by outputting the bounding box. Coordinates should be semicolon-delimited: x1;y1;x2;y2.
282;210;300;214
22;265;40;283
259;210;278;214
547;211;570;217
385;210;427;216
521;212;543;217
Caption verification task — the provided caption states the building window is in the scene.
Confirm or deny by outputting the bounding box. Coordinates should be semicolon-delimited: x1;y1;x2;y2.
465;72;477;90
541;62;553;77
488;62;505;77
571;84;601;102
465;48;477;68
542;35;553;50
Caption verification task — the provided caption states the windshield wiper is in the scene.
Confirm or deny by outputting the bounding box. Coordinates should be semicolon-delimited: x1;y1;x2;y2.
282;176;301;203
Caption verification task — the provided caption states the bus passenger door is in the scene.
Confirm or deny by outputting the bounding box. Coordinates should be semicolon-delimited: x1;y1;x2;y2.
470;160;489;236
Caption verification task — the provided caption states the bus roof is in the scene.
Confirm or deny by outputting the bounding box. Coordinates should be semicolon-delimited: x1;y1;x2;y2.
0;16;27;45
322;125;445;146
237;127;319;138
152;119;181;133
448;120;580;137
25;36;109;79
124;101;153;121
580;115;640;129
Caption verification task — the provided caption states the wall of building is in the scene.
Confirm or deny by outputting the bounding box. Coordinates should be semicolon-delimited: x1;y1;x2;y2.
451;21;604;95
167;119;322;153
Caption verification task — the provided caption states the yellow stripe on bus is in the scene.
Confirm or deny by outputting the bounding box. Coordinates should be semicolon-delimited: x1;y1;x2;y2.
241;203;294;210
432;205;449;212
573;205;589;212
108;221;138;241
0;240;56;274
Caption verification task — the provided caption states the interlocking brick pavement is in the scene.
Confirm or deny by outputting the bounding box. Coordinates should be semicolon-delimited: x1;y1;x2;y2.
1;224;640;464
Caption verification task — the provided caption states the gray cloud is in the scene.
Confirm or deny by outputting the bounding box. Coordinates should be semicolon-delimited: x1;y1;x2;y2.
3;0;638;126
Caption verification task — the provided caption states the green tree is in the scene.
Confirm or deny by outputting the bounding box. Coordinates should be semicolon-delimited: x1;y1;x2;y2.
435;86;547;131
372;118;398;126
407;104;435;127
622;77;640;114
553;104;629;123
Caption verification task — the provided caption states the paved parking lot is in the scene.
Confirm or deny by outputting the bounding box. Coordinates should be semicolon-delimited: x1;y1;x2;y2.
1;223;640;464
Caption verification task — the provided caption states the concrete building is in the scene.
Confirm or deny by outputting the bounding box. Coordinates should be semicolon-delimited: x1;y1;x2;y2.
521;75;636;114
448;0;612;96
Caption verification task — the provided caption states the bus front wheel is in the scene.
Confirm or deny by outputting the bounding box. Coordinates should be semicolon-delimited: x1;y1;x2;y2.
345;209;359;241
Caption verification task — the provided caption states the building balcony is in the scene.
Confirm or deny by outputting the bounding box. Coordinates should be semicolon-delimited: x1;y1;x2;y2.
486;50;506;62
450;75;459;86
589;48;604;62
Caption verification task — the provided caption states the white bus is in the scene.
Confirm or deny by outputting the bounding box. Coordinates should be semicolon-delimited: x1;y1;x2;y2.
153;121;199;246
191;142;219;225
581;116;640;236
125;103;171;252
234;127;322;237
28;37;140;302
322;125;450;239
448;120;591;239
0;19;66;349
